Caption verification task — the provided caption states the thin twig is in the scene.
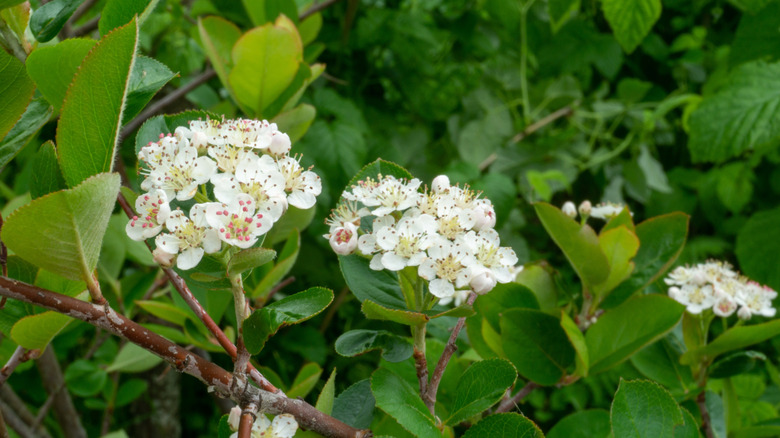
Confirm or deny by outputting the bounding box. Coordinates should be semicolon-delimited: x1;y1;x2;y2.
62;0;99;38
423;292;477;413
37;347;87;438
319;287;349;333
67;15;100;38
0;405;8;438
494;381;539;413
0;347;40;386
300;0;342;20
0;19;27;62
0;401;32;438
413;349;428;397
698;391;715;438
0;386;50;438
119;68;216;139
265;276;295;302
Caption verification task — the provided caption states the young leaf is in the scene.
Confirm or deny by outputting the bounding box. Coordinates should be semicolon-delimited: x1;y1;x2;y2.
57;18;138;187
287;362;323;399
586;294;684;375
0;47;35;141
334;329;413;363
592;226;639;301
547;409;611;438
29;0;81;42
272;103;316;144
602;0;661;54
371;367;440;438
444;359;517;426
2;173;120;282
25;38;96;111
560;311;589;378
243;287;333;354
501;308;576;386
361;300;429;326
681;319;780;366
30;141;67;199
315;368;337;415
462;413;544;438
227;247;276;278
611;379;684;438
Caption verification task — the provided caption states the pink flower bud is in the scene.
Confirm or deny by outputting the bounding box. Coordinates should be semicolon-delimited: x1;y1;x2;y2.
329;223;358;255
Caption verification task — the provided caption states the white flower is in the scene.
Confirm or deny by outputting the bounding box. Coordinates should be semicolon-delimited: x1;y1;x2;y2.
469;270;497;294
578;200;592;217
152;247;175;267
590;202;628;220
461;229;518;293
155;205;221;270
268;132;292;157
126;190;171;240
205;194;273;249
222;118;277;149
212;154;287;221
208;143;258;174
712;295;737;317
189;117;227;146
266;414;298;438
326;201;370;232
472;199;496;231
362;176;422;217
736;282;777;319
418;237;473;298
562;201;577;218
374;214;437;271
276;156;322;209
327;223;358;255
431;175;450;193
141;135;217;201
668;284;716;314
438;289;470;307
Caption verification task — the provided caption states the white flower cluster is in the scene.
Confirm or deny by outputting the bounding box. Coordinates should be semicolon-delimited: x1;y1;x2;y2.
562;200;631;221
227;407;298;438
325;174;520;304
666;260;777;320
127;117;321;270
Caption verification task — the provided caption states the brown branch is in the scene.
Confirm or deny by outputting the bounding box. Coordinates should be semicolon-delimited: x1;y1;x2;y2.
0;276;370;438
0;385;51;438
300;0;342;20
265;276;296;302
423;292;477;414
494;381;539;414
0;401;32;438
0;346;39;386
238;403;257;438
119;68;217;139
36;347;87;438
698;391;715;438
0;406;8;438
413;349;428;397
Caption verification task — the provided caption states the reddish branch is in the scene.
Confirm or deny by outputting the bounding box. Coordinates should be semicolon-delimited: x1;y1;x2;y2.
697;391;715;438
0;276;369;438
494;381;540;414
300;0;342;20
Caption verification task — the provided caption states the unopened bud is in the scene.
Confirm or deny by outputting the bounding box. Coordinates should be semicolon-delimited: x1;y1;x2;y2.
268;132;291;157
431;175;450;193
329;223;358;255
738;306;752;320
473;203;496;231
153;247;175;268
562;201;577;218
578;200;592;217
191;131;209;150
470;271;497;294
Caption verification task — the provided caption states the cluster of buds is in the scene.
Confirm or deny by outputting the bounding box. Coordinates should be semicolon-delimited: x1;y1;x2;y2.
562;200;630;221
324;174;520;305
127;117;321;270
227;407;298;438
666;260;777;320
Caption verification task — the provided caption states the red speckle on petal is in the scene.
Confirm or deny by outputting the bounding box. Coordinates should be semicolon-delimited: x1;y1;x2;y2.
216;211;223;215
225;233;231;239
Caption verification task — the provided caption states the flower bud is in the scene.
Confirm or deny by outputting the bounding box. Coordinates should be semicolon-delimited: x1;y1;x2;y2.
174;126;192;140
329;223;358;255
470;271;497;294
191;131;209;150
562;201;577;218
153;247;176;268
472;203;496;231
738;306;752;320
268;132;291;157
578;200;592;217
431;175;450;193
228;406;242;431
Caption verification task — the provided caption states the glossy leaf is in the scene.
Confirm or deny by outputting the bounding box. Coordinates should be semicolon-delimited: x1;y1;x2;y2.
675;407;702;438
273;103;316;143
227;247;276;278
98;0;158;35
444;359;517;426
339;254;406;309
198;16;241;97
475;282;539;332
332;379;375;429
123;55;177;123
287;362;323;399
229;15;302;116
26;39;96;112
29;0;81;42
548;409;611;438
630;339;695;395
602;0;661;53
501;308;575;385
106;342;163;373
0;47;35;140
361;300;429;326
736;207;780;291
64;359;108;397
681;318;780;366
534;202;609;287
0;97;52;171
560;311;589;378
592;226;639;300
243;287;333;354
2;173;120;282
30;141;67;199
57;18;137;187
334;329;413;363
463;413;544;438
371;367;439;438
611;379;684;438
602;212;689;308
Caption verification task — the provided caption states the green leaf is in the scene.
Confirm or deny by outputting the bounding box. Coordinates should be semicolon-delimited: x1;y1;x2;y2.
249;229;299;299
229;14;302;116
462;413;544;438
475;282;539;332
30;141;66;199
29;0;81;42
98;0;159;36
534;202;609;288
339;254;406;310
10;292;86;349
611;379;684;438
287;362;323;399
560;311;589;378
123;55;177;123
602;212;689;308
217;414;232;438
501;308;575;385
630;339;695;395
682;319;780;366
592;226;639;301
242;0;298;26
57;18;137;187
0;1;25;9
709;351;766;379
243;287;333;354
602;0;661;53
362;300;429;326
26;38;96;112
64;359;108;397
334;329;413;363
548;409;611;438
444;359;517;426
737;207;780;291
0;97;53;171
106;342;163;373
315;368;337;415
688;60;780;163
548;0;580;33
135;300;194;327
675;407;702;438
0;47;35;140
2;173;120;282
586;294;684;375
371;367;440;438
716;162;754;214
273;103;316;143
115;378;148;407
332;379;375;429
730;2;780;66
227;247;276;278
198;16;241;98
303;120;366;179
